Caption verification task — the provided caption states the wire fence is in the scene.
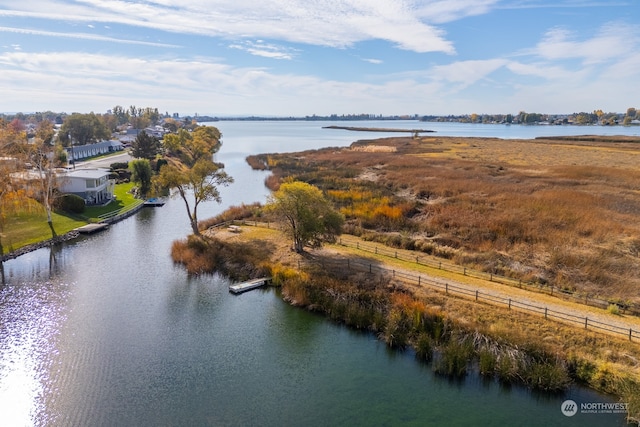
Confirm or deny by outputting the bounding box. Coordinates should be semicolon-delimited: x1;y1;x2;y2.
213;220;640;342
304;255;640;342
335;235;640;317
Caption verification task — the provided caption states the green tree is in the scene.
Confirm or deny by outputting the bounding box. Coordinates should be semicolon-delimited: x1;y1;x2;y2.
156;159;232;236
130;159;153;198
156;125;232;236
265;180;344;253
131;131;160;160
59;112;110;146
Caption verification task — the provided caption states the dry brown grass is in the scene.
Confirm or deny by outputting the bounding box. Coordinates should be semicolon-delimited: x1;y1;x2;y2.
255;135;640;305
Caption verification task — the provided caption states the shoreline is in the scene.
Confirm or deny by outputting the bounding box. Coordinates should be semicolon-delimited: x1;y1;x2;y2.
1;202;145;263
1;231;80;262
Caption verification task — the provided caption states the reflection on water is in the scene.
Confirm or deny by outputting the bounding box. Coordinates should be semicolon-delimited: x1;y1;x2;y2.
0;277;69;426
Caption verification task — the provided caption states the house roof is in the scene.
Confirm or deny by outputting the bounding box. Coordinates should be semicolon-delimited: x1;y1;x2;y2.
63;168;110;179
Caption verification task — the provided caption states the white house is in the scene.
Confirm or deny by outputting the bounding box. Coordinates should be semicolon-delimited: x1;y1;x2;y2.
58;168;115;205
66;140;124;162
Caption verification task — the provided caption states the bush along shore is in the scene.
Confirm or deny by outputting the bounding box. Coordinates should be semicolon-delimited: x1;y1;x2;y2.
171;229;640;425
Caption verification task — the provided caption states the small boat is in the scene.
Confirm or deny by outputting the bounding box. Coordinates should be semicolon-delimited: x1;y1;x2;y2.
144;198;165;207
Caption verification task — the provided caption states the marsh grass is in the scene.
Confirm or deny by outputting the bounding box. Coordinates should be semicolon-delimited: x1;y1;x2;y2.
256;136;640;304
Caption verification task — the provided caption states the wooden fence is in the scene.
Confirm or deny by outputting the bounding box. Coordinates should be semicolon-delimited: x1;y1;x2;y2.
214;220;639;341
305;255;640;342
336;236;640;317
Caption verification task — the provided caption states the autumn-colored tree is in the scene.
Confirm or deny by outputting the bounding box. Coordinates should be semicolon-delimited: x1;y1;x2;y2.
266;180;344;253
156;125;232;236
157;159;232;236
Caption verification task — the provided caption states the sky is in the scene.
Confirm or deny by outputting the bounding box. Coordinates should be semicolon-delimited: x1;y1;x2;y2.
0;1;639;117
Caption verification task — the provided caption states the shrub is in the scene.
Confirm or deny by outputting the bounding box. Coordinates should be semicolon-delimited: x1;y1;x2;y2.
58;193;85;213
607;304;621;315
110;161;129;170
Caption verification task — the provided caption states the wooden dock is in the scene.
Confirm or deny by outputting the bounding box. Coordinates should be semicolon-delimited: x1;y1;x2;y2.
229;277;271;294
75;223;109;234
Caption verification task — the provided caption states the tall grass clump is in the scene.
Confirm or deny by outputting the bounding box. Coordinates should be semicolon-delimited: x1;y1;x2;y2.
433;334;474;377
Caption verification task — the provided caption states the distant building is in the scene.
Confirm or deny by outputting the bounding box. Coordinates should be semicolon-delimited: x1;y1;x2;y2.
66;140;124;162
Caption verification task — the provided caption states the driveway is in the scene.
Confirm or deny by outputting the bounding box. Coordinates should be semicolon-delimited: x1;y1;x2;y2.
73;151;133;169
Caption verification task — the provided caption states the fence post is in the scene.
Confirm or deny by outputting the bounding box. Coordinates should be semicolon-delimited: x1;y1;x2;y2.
369;264;372;274
464;268;467;276
445;283;448;294
630;328;633;342
393;270;395;277
357;242;359;250
375;247;377;254
508;299;511;310
475;290;478;301
490;273;493;281
439;262;442;269
418;276;421;286
585;317;588;329
544;308;547;319
395;251;398;258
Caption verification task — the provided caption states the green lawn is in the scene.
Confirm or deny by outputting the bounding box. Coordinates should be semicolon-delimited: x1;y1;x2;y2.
2;182;142;255
83;182;141;220
2;211;86;254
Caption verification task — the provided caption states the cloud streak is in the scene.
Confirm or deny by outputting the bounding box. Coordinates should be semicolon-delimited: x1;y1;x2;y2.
0;26;180;48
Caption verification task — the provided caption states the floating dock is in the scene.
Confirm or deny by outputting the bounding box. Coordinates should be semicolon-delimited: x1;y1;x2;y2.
143;198;166;207
75;223;109;234
229;277;272;294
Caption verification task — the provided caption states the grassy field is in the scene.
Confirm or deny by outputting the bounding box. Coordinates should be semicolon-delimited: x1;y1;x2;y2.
2;210;86;254
2;182;140;255
248;135;640;306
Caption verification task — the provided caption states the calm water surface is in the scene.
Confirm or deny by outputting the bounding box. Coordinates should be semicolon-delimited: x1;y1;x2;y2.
1;121;636;426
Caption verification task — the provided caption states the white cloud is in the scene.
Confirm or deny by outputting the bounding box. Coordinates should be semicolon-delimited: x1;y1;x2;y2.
362;58;383;64
414;0;499;24
228;41;298;60
0;26;180;48
430;59;509;85
532;22;638;65
0;0;471;53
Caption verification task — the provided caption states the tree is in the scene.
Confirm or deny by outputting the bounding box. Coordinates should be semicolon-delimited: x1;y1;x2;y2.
130;159;153;198
22;137;63;238
265;180;344;253
156;159;232;236
59;112;110;146
156;125;232;236
131;131;160;160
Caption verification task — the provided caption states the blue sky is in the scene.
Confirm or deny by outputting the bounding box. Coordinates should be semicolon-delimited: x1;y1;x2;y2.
0;1;638;116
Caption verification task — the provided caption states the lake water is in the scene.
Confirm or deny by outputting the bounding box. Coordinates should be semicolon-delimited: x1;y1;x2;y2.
1;121;636;426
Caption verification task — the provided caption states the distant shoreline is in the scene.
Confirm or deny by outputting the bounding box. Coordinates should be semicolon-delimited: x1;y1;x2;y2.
323;125;435;133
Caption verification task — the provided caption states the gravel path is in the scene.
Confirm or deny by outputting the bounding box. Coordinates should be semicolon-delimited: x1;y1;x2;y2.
317;236;640;342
